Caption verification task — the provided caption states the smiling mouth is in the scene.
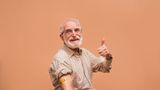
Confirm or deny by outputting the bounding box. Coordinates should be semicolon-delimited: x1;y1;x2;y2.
70;38;80;42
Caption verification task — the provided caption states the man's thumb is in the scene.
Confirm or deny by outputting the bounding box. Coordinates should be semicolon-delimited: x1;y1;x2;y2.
101;38;105;46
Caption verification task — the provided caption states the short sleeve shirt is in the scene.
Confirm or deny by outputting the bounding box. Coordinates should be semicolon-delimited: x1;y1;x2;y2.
49;45;111;90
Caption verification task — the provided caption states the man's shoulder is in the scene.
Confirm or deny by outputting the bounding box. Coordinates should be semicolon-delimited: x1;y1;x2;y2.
81;48;92;54
54;48;68;60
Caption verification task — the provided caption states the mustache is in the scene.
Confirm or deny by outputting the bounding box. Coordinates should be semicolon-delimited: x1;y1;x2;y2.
69;36;81;41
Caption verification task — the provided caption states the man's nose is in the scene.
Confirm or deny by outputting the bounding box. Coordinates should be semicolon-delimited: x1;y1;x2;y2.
71;30;77;36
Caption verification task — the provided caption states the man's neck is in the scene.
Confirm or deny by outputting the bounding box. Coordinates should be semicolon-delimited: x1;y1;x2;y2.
64;43;80;52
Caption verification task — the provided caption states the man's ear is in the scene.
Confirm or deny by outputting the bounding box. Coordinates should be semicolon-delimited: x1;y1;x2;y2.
60;34;64;41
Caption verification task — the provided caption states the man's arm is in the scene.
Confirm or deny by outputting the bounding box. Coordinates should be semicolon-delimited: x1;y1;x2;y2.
49;57;74;90
92;38;113;72
59;74;74;90
92;55;112;72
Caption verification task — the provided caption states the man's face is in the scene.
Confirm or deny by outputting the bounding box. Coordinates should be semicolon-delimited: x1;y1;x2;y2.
61;21;82;49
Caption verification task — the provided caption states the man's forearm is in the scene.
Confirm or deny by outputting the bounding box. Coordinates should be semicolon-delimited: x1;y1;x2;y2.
105;53;113;72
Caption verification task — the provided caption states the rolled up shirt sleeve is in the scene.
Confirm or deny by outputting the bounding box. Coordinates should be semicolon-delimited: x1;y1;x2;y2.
92;56;112;72
53;57;73;79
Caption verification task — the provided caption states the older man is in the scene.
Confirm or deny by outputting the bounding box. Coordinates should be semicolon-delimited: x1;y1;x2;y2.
49;18;113;90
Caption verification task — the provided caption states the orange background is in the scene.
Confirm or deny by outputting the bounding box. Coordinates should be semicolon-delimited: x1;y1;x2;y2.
0;0;160;90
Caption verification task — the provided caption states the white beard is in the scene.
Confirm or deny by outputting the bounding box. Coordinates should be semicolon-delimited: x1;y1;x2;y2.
64;37;83;49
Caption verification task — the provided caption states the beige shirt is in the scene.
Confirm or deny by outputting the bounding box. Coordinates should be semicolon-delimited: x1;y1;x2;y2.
49;45;112;90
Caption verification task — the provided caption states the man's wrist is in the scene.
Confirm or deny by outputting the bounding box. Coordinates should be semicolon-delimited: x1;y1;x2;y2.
106;53;113;61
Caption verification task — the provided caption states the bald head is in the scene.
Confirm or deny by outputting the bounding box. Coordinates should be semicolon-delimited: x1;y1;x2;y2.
60;18;81;35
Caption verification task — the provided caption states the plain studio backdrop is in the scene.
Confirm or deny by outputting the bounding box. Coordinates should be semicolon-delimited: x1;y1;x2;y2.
0;0;160;90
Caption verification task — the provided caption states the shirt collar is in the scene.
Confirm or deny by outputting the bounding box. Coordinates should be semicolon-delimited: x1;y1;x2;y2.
63;44;82;57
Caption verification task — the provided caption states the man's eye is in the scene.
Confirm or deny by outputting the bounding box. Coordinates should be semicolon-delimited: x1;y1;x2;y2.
74;28;80;32
65;29;72;33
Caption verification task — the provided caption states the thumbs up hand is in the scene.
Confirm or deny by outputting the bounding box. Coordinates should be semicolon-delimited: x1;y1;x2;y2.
97;38;110;57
